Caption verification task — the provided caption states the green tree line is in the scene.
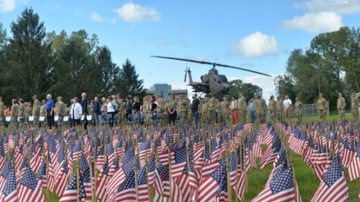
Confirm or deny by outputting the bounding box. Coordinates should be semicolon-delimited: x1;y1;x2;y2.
275;27;360;110
0;8;145;104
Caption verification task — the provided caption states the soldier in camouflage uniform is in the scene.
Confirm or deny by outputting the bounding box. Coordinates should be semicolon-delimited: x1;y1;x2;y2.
261;96;267;123
18;98;25;129
10;99;19;129
351;92;359;120
177;95;188;124
295;97;303;124
268;95;276;123
201;97;208;125
219;97;229;124
207;94;218;124
316;93;327;122
254;94;263;124
337;93;346;121
32;95;41;128
142;95;151;126
237;92;247;125
40;99;47;128
276;96;284;122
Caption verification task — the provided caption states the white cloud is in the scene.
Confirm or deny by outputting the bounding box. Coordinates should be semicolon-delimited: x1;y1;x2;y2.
90;11;103;23
0;0;16;13
231;32;279;57
297;0;360;15
283;12;343;34
229;75;277;101
114;3;160;23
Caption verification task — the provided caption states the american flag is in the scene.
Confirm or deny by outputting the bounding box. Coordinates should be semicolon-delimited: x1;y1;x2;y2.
0;143;6;171
197;159;226;202
54;158;69;197
29;144;42;174
252;167;297;202
106;161;127;201
171;144;187;178
59;174;86;202
137;168;150;202
311;159;349;202
71;141;81;161
260;134;281;169
36;162;47;188
176;146;197;202
139;140;151;160
96;146;105;171
96;161;109;202
348;154;360;181
0;161;12;190
79;155;92;200
18;166;45;202
115;170;137;201
0;167;17;202
340;139;355;168
107;143;116;166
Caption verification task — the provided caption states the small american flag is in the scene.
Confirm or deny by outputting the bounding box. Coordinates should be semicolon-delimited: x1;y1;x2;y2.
197;159;226;202
252;167;297;202
18;166;45;202
96;161;109;202
348;154;360;181
171;144;187;178
59;174;86;202
311;159;349;202
0;167;17;202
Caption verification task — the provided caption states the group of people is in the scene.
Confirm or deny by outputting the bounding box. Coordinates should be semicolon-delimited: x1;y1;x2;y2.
0;91;358;130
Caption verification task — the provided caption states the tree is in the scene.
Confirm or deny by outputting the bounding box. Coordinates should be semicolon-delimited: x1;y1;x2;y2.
4;8;52;101
228;79;262;102
274;75;296;101
115;59;145;99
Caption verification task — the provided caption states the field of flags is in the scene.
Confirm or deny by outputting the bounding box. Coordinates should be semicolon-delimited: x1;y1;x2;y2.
0;121;359;201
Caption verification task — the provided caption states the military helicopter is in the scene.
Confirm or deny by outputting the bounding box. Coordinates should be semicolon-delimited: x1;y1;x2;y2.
151;55;271;97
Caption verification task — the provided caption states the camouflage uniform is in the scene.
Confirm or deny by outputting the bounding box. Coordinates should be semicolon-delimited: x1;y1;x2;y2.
177;96;188;123
201;98;208;124
10;102;19;128
316;94;327;122
237;94;247;125
0;100;4;125
254;96;263;124
207;95;218;124
337;93;346;121
276;97;284;122
32;98;41;127
351;92;359;120
295;97;303;124
268;96;276;123
220;97;229;124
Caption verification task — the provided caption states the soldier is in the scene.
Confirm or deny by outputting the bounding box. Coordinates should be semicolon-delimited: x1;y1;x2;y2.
10;99;19;128
268;95;276;123
207;93;218;124
283;95;292;123
220;97;229;124
40;99;47;128
254;94;264;124
237;92;247;125
351;92;359;120
316;93;327;122
142;95;151;126
32;95;41;128
276;96;284;122
177;95;188;124
337;93;346;121
0;97;4;127
18;98;25;128
295;97;303;124
201;97;208;124
166;94;177;125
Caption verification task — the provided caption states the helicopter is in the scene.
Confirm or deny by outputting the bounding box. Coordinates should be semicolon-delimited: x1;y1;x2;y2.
151;55;271;98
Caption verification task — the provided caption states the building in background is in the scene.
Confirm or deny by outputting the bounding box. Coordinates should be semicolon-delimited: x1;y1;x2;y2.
146;83;187;100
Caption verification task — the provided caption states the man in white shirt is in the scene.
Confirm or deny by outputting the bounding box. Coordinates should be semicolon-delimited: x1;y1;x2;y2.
283;95;292;122
70;97;83;127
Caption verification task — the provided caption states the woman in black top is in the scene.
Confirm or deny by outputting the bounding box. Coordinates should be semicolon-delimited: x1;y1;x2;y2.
132;96;141;123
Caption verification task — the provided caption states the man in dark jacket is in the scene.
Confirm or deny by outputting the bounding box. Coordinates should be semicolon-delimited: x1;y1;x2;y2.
93;96;101;126
81;92;88;130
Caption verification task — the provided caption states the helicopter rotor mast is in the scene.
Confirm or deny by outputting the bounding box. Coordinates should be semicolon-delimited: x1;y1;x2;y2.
151;55;271;77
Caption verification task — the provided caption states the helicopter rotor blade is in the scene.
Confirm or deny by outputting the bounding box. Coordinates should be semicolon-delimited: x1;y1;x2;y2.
151;55;271;77
213;63;271;77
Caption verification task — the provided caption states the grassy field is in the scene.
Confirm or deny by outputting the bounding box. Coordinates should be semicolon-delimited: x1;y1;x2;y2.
43;113;359;201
